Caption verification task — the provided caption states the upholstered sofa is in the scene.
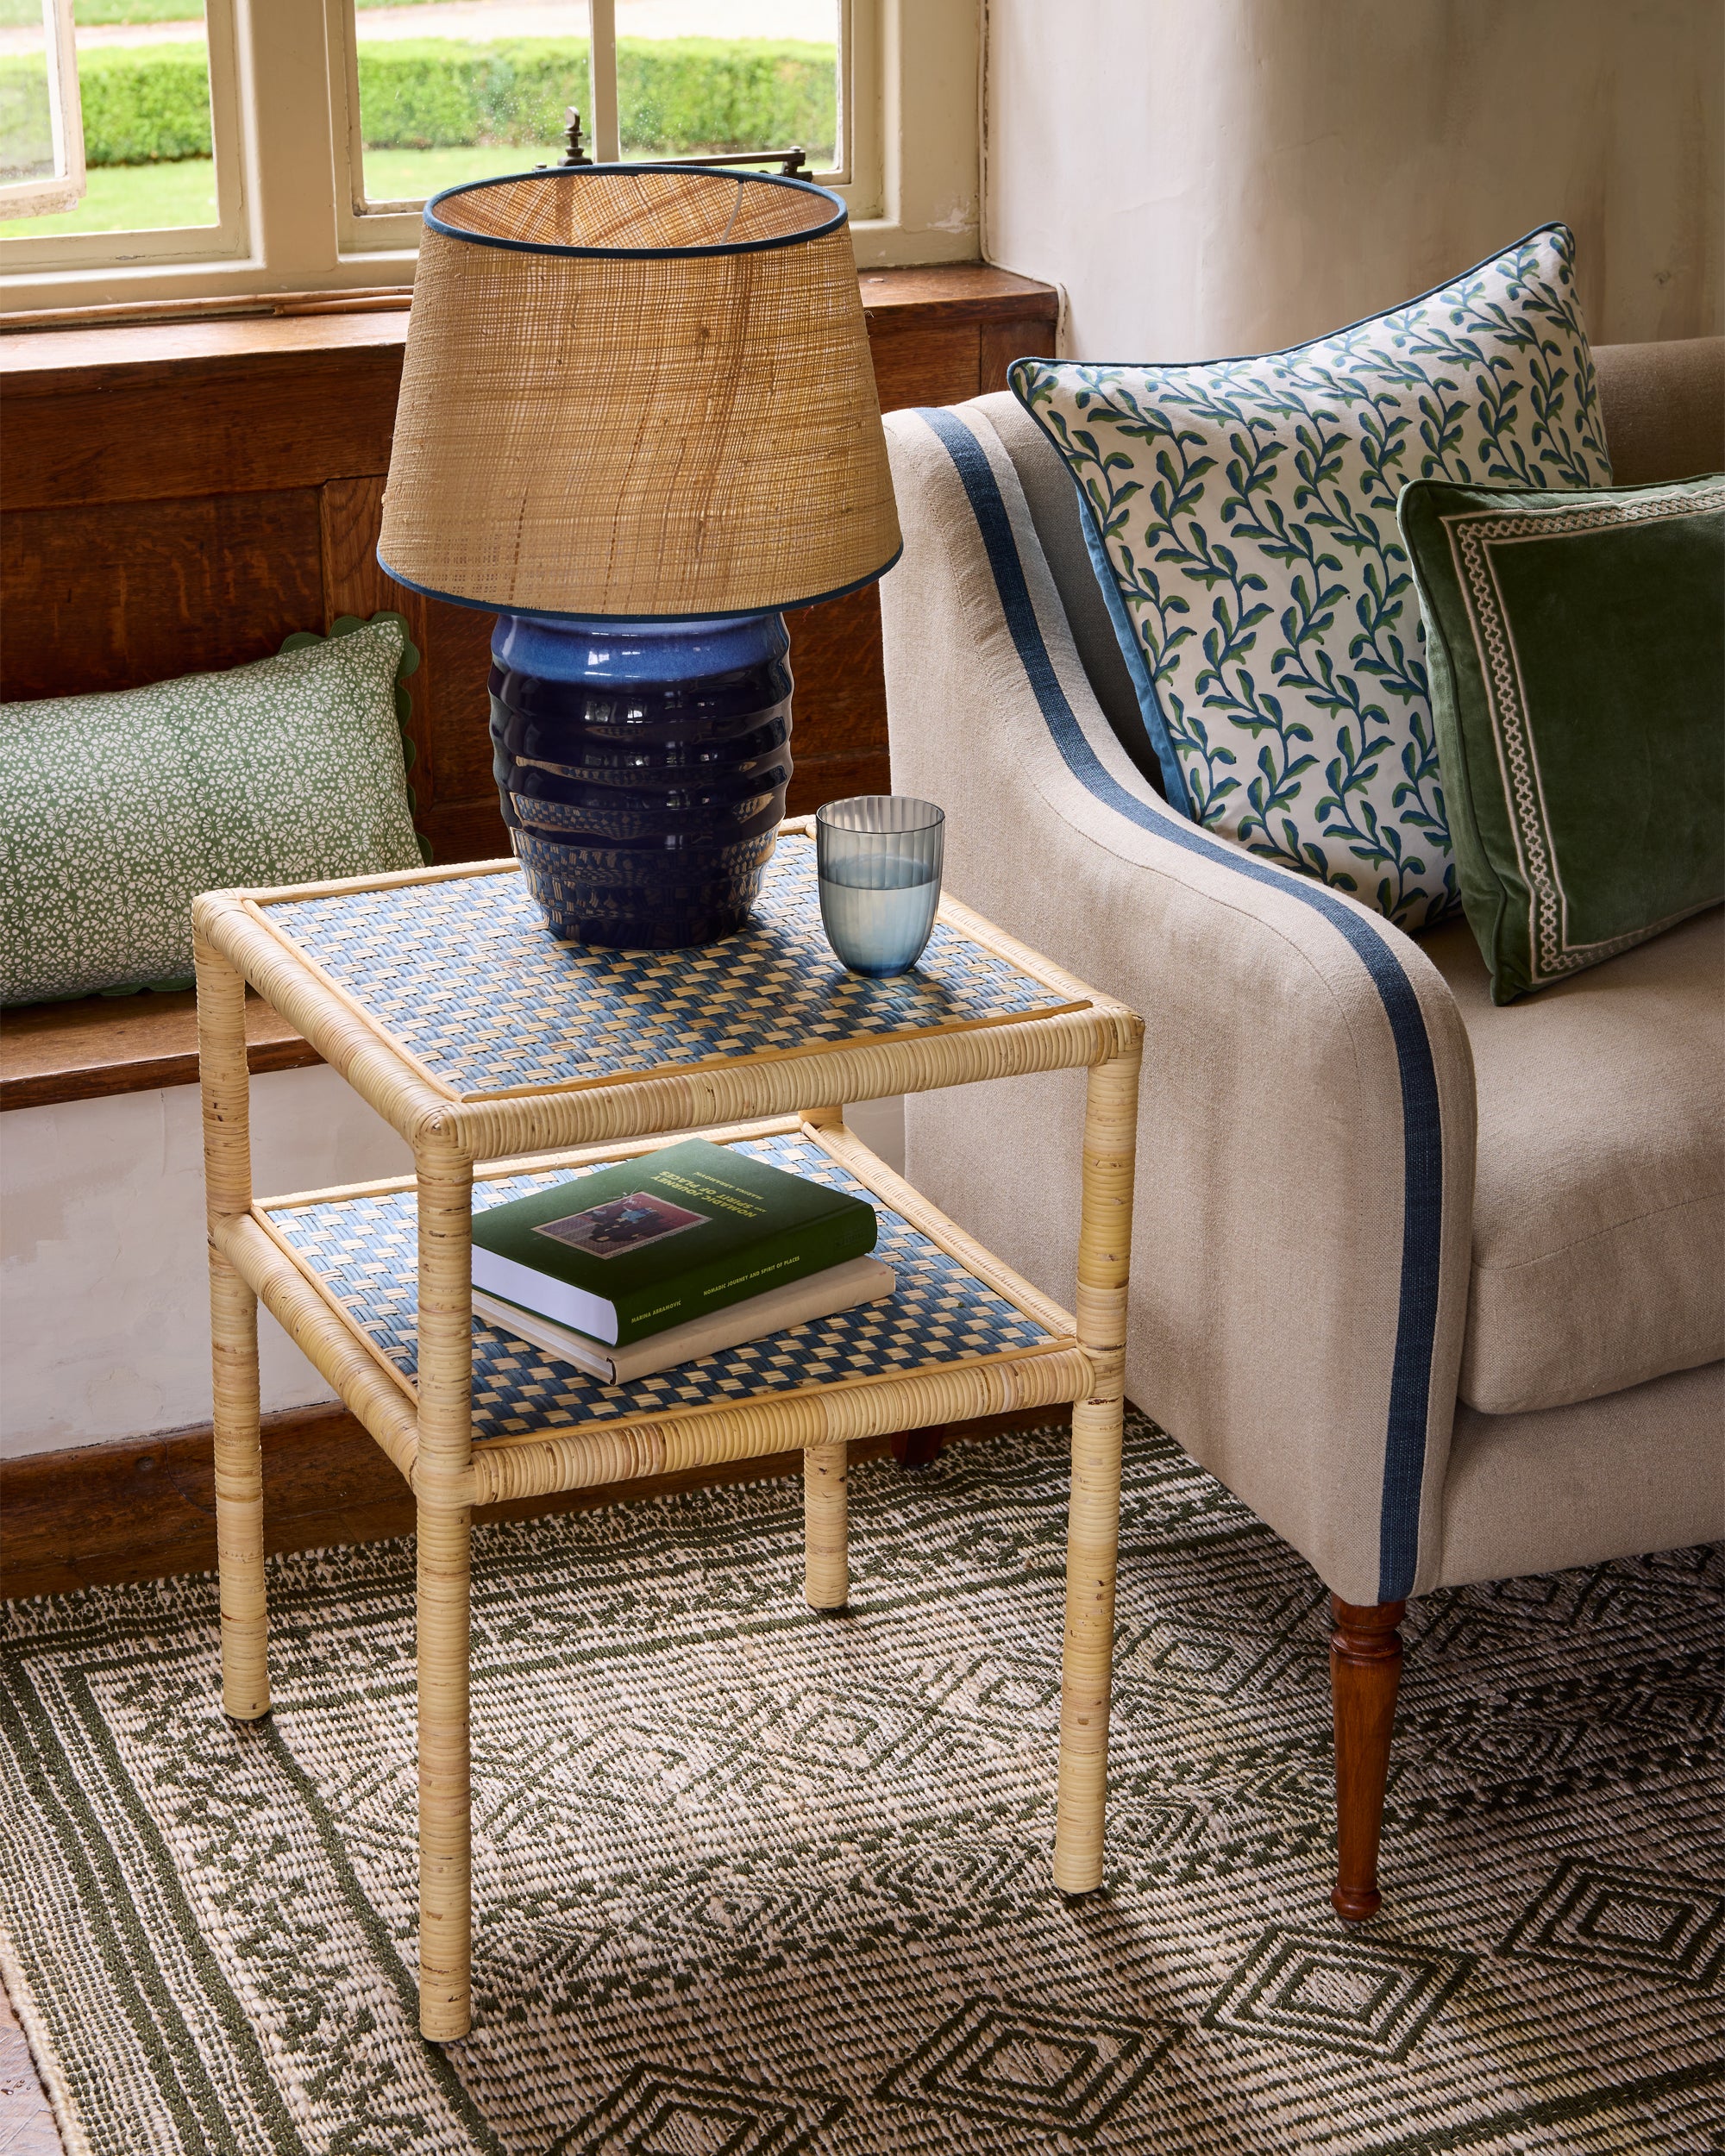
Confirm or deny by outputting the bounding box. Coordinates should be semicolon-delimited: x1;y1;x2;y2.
877;335;1724;1919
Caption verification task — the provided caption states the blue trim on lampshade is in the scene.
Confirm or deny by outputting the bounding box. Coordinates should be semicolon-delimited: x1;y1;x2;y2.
424;164;849;259
916;404;1443;1603
373;544;904;624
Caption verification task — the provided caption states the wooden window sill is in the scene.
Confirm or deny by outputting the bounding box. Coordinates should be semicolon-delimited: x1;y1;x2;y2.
0;264;1055;394
1;990;319;1112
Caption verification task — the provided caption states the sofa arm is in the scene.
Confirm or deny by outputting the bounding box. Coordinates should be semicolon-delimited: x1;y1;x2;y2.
881;401;1477;1606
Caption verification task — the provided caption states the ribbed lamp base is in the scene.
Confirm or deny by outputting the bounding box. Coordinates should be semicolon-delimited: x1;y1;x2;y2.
489;611;794;950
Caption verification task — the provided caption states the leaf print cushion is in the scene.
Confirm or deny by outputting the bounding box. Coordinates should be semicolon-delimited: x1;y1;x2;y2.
1010;223;1614;931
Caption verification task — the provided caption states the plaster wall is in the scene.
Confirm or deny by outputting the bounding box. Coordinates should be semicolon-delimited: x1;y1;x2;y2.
0;1075;907;1460
1;1066;411;1458
985;0;1722;360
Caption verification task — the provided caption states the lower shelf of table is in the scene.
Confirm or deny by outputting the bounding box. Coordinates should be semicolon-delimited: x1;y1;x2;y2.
216;1114;1093;1507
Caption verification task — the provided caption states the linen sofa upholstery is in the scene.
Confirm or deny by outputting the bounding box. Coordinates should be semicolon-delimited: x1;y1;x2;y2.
1431;913;1723;1414
877;339;1725;1619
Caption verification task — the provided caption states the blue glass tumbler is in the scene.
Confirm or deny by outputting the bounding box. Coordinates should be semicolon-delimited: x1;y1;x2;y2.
815;796;944;977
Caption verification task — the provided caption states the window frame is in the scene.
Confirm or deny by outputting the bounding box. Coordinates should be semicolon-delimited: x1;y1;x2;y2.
0;0;85;221
0;0;248;278
0;0;975;316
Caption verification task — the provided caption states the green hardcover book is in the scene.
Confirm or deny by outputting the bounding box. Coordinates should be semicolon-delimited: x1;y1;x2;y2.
468;1138;877;1346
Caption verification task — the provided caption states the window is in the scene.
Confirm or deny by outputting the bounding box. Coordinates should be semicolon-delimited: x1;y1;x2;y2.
0;0;976;315
337;1;844;248
1;0;245;270
0;0;84;220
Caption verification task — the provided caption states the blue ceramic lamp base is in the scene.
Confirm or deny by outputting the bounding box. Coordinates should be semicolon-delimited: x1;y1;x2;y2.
489;611;794;950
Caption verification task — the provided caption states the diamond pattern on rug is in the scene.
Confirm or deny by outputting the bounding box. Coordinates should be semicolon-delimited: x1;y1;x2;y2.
559;2063;847;2156
1498;1858;1725;1989
1201;1925;1475;2061
2;1420;1722;2155
875;1995;1176;2135
258;840;1076;1100
263;1130;1061;1440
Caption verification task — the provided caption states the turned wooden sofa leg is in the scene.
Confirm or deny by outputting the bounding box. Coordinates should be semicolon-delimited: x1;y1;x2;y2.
1330;1595;1405;1921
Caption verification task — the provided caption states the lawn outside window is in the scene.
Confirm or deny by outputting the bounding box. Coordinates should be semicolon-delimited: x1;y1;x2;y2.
0;0;977;315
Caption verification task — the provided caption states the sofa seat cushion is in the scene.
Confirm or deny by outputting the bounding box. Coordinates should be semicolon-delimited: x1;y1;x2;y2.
1427;907;1724;1413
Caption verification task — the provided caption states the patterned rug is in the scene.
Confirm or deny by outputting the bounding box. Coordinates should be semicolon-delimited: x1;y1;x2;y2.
2;1417;1721;2155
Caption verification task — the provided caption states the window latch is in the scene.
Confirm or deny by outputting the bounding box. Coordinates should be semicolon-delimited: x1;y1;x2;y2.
538;108;810;180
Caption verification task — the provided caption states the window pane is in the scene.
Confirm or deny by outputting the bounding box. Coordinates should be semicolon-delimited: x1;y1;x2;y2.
355;1;593;210
617;1;838;166
0;10;59;191
0;0;216;238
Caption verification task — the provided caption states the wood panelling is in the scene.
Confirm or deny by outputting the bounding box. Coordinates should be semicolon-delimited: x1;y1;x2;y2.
981;315;1058;391
1;266;1059;886
0;490;324;702
0;1401;1059;1600
869;321;988;415
787;749;892;816
783;585;886;753
1;342;404;511
1;988;318;1111
783;583;890;810
321;472;500;813
418;793;511;865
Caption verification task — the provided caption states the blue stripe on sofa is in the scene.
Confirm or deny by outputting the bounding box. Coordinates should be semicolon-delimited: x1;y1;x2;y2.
915;404;1443;1604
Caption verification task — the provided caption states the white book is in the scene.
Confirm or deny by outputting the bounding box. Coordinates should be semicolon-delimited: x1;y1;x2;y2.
473;1256;896;1384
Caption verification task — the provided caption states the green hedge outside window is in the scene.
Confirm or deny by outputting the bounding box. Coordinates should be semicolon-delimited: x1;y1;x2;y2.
1;39;836;170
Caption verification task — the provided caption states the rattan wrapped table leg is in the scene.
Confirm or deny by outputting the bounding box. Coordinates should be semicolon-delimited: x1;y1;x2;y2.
197;934;271;1722
803;1438;849;1611
414;1138;475;2044
1052;1042;1142;1896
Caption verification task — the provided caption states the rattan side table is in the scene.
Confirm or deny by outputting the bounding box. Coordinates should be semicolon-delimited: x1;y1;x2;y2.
194;821;1142;2041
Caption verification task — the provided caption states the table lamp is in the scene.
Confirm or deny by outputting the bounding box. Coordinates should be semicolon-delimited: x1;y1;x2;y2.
378;165;902;950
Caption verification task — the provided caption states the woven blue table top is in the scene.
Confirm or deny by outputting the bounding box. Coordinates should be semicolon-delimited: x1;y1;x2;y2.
254;838;1079;1099
262;1131;1068;1445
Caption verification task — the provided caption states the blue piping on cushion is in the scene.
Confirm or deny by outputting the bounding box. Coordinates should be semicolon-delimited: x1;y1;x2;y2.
915;405;1442;1604
1069;490;1193;816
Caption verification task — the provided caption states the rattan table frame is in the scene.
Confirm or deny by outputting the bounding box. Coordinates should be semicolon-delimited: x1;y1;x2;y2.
194;827;1143;2042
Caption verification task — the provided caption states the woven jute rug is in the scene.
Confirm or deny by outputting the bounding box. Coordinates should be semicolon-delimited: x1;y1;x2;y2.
2;1417;1721;2154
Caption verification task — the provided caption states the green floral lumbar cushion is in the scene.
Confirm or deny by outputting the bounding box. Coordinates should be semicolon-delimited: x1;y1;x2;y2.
1398;472;1725;1001
1;616;423;1006
1011;223;1614;930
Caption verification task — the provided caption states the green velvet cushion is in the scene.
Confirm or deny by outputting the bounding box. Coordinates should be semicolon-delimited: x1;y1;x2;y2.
1398;473;1725;1002
1;615;424;1006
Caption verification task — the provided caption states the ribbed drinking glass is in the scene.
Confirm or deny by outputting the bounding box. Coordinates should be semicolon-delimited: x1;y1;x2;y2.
815;796;944;977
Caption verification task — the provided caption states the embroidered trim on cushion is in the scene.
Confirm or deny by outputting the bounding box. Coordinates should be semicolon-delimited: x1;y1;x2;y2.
1441;484;1725;986
916;404;1445;1603
1009;223;1613;935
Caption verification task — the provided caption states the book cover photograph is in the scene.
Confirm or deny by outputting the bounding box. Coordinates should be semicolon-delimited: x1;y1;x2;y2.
535;1192;707;1261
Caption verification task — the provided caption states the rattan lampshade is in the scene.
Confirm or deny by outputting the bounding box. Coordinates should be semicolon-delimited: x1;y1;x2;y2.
379;166;902;619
